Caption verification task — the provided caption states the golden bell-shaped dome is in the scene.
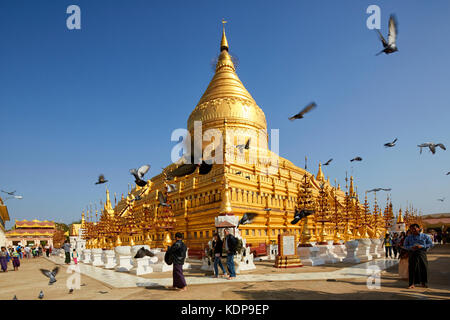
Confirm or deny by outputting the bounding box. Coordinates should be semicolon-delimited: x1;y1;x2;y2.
187;26;267;135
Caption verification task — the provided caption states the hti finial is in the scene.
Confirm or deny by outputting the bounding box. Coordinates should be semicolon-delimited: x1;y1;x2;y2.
220;19;229;51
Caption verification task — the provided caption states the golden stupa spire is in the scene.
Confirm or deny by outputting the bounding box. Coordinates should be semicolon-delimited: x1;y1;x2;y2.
397;208;404;223
105;188;113;211
316;162;325;181
349;176;354;197
221;19;229;51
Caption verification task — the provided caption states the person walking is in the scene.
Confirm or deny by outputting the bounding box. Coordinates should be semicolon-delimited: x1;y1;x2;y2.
25;246;31;259
72;249;79;265
392;233;400;259
63;240;71;264
0;247;8;272
11;250;20;271
224;228;238;280
404;224;433;289
45;244;50;258
211;233;227;278
168;232;187;291
398;231;409;280
383;232;393;258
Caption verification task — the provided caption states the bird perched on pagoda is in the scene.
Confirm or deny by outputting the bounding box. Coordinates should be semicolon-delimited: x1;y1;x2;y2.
350;157;363;162
95;174;108;185
40;267;59;285
376;14;399;55
134;247;155;259
384;138;398;147
323;159;333;166
130;164;150;187
417;143;446;154
289;102;317;120
290;208;314;225
237;212;258;228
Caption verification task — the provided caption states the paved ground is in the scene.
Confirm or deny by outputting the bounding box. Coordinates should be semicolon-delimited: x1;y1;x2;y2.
1;244;449;300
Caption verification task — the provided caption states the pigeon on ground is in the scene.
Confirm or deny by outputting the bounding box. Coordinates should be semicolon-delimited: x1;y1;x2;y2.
290;209;314;225
350;157;363;162
417;143;446;155
236;138;251;153
134;247;155;259
130;165;150;187
367;188;391;193
384;138;398;148
237;213;258;228
38;290;44;299
98;291;108;294
12;295;18;300
158;191;170;207
323;159;333;166
289;102;317;120
95;174;108;185
40;267;59;285
80;283;86;287
69;288;74;294
376;14;399;55
1;190;16;195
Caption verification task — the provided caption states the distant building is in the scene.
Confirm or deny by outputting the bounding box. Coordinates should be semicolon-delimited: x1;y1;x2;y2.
69;223;85;251
0;197;11;247
6;219;55;247
391;209;406;233
422;213;450;232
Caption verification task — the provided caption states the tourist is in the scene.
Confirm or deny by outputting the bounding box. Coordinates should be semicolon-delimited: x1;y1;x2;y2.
223;228;238;280
25;246;31;259
11;250;20;271
383;232;393;258
72;249;79;264
404;224;433;289
38;246;43;256
63;240;71;264
436;232;442;245
398;231;409;280
169;232;187;291
211;233;227;278
0;247;8;272
16;245;23;259
392;233;400;258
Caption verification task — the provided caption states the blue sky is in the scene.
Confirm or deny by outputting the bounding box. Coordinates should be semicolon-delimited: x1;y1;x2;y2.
1;0;449;228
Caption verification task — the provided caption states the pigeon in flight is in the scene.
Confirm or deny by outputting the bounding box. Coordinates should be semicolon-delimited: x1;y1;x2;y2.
158;191;170;207
38;290;44;299
166;184;177;193
236;138;251;153
40;267;59;285
95;174;108;185
376;14;399;55
323;159;333;166
1;190;16;196
130;165;150;187
264;208;272;212
235;171;242;175
290;209;314;225
350;157;363;162
446;172;450;175
134;247;155;259
384;138;398;148
417;143;446;155
367;188;391;193
237;212;258;228
437;197;445;202
289;102;317;121
245;176;251;180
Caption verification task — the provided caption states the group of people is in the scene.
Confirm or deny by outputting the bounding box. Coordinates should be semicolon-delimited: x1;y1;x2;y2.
0;246;22;272
166;228;239;291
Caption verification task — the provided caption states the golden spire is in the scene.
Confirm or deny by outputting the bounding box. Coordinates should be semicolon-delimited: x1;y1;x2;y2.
397;208;404;223
105;188;113;211
316;162;324;181
221;19;229;51
349;176;354;197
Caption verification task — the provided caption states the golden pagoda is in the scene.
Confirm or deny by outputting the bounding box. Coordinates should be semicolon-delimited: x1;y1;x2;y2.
83;24;375;253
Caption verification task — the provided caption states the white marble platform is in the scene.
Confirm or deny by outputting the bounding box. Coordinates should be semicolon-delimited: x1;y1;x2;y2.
45;256;398;289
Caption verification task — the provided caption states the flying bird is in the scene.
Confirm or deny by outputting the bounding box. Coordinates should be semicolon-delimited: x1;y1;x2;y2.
134;247;155;259
236;138;251;153
245;176;251;180
130;164;150;187
40;267;59;285
1;190;16;196
237;212;258;228
446;172;450;175
290;209;314;225
98;291;108;294
376;14;399;55
384;138;398;148
289;102;317;120
367;188;391;193
264;208;272;212
417;143;446;155
350;157;363;162
323;159;333;166
158;191;170;207
95;174;108;185
437;198;445;202
166;184;177;193
38;290;44;299
235;171;242;175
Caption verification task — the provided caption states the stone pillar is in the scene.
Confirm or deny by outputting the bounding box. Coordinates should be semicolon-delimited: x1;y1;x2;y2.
370;238;382;259
103;250;117;269
332;242;347;260
236;247;256;272
268;244;278;260
90;248;104;266
297;244;324;266
316;241;342;264
342;240;360;264
82;249;91;264
115;246;133;272
356;238;373;262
